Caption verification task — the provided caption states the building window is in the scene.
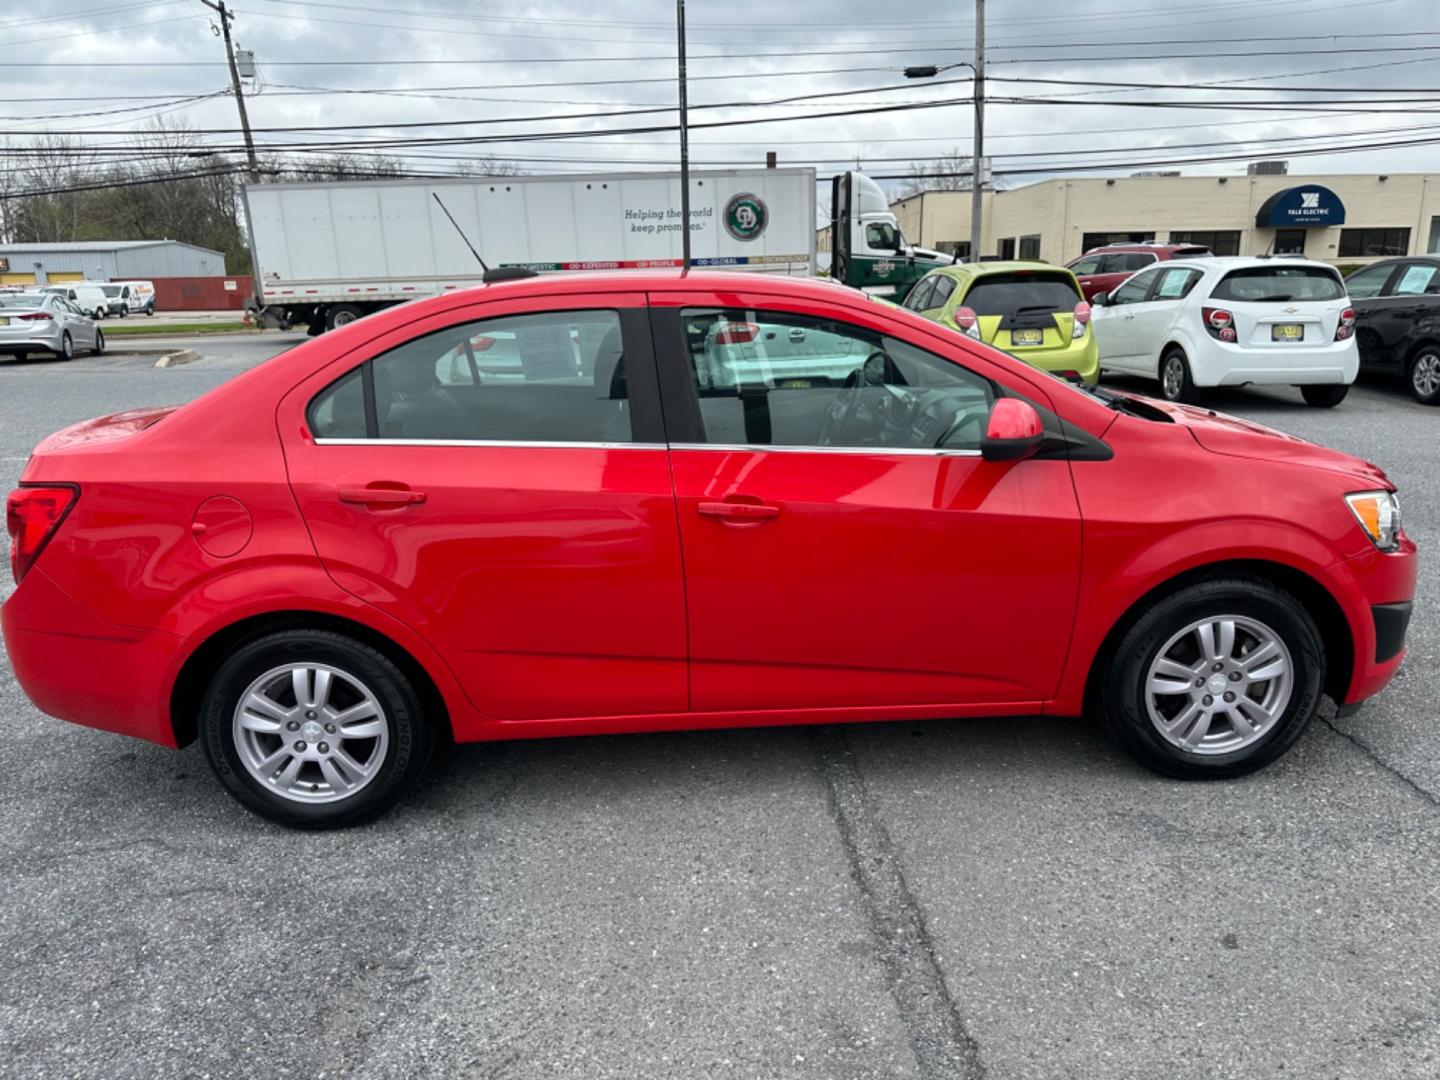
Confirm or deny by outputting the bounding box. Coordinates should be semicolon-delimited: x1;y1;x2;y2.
1273;229;1306;255
1018;234;1041;260
937;240;970;260
1169;230;1241;256
1428;216;1440;254
1338;228;1411;258
998;237;1016;260
1081;231;1155;252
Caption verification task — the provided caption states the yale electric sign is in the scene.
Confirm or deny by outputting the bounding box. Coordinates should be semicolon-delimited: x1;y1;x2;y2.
1254;185;1346;228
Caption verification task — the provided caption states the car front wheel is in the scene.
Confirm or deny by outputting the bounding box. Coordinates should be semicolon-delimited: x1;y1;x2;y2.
1100;577;1324;779
199;630;435;828
1408;349;1440;405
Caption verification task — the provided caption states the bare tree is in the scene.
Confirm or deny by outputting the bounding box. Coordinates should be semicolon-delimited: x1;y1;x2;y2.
894;147;974;199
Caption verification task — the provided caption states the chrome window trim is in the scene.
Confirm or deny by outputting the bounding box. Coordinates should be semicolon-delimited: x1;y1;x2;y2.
314;438;663;449
312;438;980;457
669;442;981;457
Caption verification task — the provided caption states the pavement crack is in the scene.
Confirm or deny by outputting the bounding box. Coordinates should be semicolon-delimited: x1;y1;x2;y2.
1322;717;1440;809
809;726;986;1080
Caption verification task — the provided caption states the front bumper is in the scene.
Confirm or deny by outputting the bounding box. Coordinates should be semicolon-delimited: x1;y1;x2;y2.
1;568;180;746
1336;535;1418;706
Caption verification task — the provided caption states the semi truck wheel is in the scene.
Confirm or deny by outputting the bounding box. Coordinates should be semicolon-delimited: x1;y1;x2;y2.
326;304;365;331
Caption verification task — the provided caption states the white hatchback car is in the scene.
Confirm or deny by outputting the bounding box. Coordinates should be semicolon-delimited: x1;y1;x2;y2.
1090;256;1357;406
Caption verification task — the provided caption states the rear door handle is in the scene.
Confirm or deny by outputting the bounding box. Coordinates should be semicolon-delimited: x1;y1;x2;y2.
697;499;780;524
338;487;427;506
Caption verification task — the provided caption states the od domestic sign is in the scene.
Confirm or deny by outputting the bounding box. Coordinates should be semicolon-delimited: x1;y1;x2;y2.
1254;185;1346;229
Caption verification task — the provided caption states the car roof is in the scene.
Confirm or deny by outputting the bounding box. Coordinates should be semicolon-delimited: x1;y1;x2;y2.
1125;255;1339;273
1083;243;1207;254
926;260;1076;280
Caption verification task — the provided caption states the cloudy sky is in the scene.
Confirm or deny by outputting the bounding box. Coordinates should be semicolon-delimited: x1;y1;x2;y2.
3;0;1438;196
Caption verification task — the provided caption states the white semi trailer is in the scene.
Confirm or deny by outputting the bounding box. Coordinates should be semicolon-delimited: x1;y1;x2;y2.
244;168;818;332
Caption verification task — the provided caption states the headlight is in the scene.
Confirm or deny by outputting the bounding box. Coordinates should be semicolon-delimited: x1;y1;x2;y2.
1346;491;1402;551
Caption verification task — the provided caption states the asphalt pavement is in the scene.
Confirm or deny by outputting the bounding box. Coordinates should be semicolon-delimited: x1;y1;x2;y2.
1;337;1438;1079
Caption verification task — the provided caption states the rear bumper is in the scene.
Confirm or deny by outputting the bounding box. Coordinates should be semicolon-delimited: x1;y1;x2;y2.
1338;536;1418;706
0;331;63;353
1;568;179;746
1001;338;1100;382
1193;339;1359;387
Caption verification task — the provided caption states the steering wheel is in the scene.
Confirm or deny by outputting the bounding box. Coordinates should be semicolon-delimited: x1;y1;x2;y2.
818;350;891;446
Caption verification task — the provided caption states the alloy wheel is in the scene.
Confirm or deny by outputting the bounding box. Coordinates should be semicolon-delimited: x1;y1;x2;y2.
1162;356;1184;400
1144;614;1293;755
1412;352;1440;400
231;663;390;803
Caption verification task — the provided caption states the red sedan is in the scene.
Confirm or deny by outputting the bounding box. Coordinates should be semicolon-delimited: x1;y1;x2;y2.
3;271;1416;828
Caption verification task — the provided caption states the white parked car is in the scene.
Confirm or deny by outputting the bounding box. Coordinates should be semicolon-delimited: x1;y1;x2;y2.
1090;256;1357;407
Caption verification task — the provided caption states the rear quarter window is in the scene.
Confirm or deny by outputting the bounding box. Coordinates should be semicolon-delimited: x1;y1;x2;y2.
962;272;1081;315
1210;266;1345;303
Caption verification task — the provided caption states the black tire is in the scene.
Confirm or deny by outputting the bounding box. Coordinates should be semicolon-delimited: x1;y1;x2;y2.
1099;576;1325;780
91;328;104;356
199;630;436;829
326;304;365;331
57;332;73;361
1300;384;1349;408
1158;348;1199;404
1406;348;1440;405
145;306;154;316
120;305;129;318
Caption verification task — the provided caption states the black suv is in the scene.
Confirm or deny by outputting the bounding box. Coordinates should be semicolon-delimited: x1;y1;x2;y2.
1346;256;1440;403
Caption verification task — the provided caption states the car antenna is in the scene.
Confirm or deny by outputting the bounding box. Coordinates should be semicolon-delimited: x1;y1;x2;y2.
431;192;537;284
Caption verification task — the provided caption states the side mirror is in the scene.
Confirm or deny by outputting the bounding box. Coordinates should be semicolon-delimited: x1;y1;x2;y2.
980;398;1045;462
1091;291;1109;307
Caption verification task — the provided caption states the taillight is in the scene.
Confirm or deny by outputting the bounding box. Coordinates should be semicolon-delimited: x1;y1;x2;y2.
1072;300;1091;339
470;335;496;351
713;321;759;345
19;312;53;322
1335;307;1355;341
1202;306;1237;342
6;485;77;585
952;306;981;339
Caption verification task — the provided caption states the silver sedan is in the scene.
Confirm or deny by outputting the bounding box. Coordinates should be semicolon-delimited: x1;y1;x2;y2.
0;292;103;361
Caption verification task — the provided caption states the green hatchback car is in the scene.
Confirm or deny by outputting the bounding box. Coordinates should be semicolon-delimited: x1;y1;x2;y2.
900;261;1100;383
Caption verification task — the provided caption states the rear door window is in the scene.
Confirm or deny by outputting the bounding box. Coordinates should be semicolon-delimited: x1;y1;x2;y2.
928;276;956;311
904;276;937;312
1152;267;1203;300
961;272;1080;316
1393;264;1440;296
1211;266;1345;302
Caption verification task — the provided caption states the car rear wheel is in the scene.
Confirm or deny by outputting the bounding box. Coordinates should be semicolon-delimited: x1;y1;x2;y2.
1408;349;1440;405
1300;384;1349;408
1100;577;1324;779
199;630;435;828
56;332;73;361
91;328;105;356
1158;349;1198;404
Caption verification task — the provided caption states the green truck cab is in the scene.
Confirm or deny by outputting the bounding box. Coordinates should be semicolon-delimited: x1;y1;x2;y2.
829;172;952;304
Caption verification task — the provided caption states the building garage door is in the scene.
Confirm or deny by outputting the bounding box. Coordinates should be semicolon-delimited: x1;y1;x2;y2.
46;272;84;283
0;272;36;285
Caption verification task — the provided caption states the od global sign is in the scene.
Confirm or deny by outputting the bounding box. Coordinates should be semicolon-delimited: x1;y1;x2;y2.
1254;184;1346;229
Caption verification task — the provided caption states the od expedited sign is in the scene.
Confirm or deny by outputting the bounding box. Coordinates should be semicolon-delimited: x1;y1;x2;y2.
724;192;768;241
1254;184;1346;229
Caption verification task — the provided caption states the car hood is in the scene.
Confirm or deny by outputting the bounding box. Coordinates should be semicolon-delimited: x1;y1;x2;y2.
1138;398;1393;489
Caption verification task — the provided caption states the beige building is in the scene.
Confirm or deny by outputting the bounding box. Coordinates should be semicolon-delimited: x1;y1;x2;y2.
885;172;1440;267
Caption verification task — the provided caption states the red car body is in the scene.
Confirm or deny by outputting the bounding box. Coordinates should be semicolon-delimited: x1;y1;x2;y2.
1067;244;1212;302
2;271;1416;758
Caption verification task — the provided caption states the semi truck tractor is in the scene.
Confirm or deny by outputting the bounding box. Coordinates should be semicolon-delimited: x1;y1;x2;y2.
828;171;953;301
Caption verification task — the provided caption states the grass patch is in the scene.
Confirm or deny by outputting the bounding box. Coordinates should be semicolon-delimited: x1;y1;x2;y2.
103;321;254;336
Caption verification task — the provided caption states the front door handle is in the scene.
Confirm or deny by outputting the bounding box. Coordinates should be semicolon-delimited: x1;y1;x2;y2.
338;486;427;506
697;499;780;524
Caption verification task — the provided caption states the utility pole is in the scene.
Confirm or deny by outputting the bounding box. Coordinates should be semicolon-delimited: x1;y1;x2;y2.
676;0;691;271
200;0;260;182
970;0;985;262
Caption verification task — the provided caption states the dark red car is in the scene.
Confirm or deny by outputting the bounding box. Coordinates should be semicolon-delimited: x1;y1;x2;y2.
1067;243;1212;301
3;271;1415;828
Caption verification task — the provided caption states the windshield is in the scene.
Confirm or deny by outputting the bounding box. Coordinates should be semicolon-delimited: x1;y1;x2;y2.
963;272;1081;315
0;294;46;308
101;285;121;297
1211;266;1345;302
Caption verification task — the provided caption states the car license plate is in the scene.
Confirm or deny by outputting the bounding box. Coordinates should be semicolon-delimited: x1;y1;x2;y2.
1011;328;1043;346
1272;323;1304;342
